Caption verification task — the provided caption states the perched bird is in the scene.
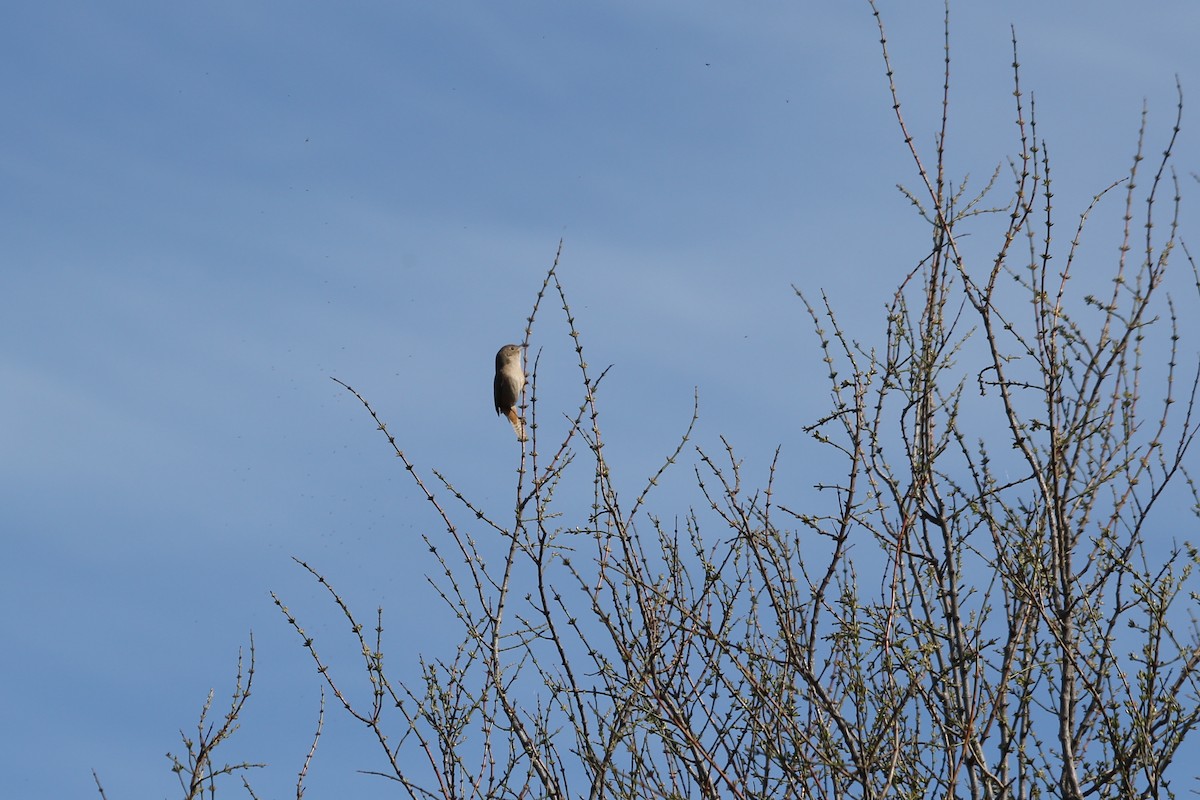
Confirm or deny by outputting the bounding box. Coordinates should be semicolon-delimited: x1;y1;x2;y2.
493;344;526;441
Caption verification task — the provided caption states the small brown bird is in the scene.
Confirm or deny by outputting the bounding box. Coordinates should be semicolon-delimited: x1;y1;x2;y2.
493;344;526;441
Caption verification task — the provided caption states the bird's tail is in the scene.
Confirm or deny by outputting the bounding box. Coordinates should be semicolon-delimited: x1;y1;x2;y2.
505;407;526;442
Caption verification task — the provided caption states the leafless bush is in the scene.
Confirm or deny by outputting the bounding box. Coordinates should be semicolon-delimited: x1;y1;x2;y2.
161;5;1200;799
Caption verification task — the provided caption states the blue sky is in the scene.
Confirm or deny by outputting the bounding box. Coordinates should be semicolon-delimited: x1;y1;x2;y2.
4;2;1200;797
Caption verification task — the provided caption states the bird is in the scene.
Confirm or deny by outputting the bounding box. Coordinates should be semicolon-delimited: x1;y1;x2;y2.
493;344;526;442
